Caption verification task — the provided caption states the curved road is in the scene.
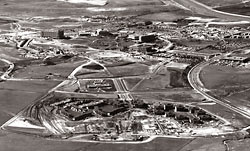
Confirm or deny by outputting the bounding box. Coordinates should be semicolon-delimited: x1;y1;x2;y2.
188;61;250;119
0;58;14;80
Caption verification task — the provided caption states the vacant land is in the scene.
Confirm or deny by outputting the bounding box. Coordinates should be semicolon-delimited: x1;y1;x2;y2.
196;102;250;128
179;137;226;151
0;80;59;125
200;65;250;111
200;65;250;89
107;63;149;77
137;10;192;22
216;2;250;16
132;89;202;103
0;0;183;18
106;0;164;7
196;0;245;7
227;138;250;151
0;132;193;151
13;59;86;79
123;77;143;90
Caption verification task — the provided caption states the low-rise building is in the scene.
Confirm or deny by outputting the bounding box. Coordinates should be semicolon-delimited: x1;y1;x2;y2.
220;56;250;63
139;34;156;43
41;29;65;39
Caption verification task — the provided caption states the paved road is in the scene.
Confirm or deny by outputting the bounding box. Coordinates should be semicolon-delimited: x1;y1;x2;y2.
0;58;14;80
188;61;250;119
167;0;250;21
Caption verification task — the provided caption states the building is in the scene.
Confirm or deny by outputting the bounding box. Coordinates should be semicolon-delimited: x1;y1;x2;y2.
220;56;250;63
96;29;113;36
41;29;65;39
139;34;156;43
168;50;217;61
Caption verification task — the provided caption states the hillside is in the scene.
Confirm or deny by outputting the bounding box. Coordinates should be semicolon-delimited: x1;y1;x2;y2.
196;0;245;7
216;1;250;16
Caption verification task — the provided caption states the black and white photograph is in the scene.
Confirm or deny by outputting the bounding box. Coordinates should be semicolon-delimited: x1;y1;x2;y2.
0;0;250;151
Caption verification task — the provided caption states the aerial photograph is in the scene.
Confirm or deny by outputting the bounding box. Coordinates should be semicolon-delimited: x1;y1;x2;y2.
0;0;250;151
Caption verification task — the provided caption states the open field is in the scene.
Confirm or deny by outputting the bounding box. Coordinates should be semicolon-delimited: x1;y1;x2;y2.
196;0;245;7
200;65;250;89
0;45;22;61
132;89;202;104
200;65;250;115
0;0;184;17
13;59;86;79
107;63;149;77
106;0;164;7
216;2;250;16
0;132;193;151
196;103;250;128
179;137;226;151
227;138;250;151
0;80;59;125
137;11;191;22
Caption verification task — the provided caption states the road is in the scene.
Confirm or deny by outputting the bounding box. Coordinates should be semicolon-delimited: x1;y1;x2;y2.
131;59;169;91
188;61;250;119
0;58;14;80
164;0;250;21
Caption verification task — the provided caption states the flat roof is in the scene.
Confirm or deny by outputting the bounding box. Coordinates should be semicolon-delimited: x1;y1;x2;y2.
166;62;190;70
168;50;217;57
